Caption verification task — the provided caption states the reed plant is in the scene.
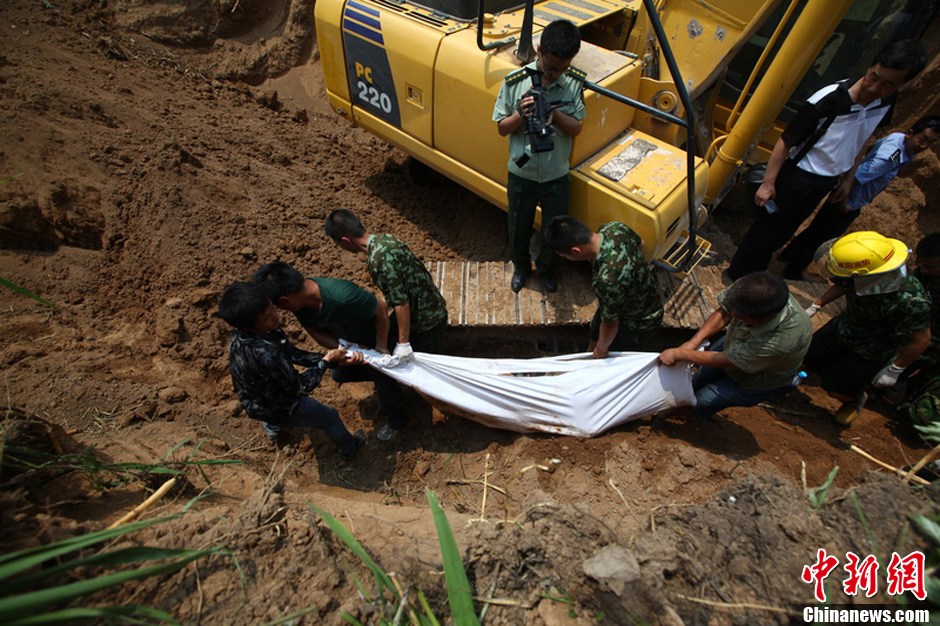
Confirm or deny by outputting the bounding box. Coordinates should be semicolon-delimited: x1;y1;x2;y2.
0;510;229;625
311;488;480;625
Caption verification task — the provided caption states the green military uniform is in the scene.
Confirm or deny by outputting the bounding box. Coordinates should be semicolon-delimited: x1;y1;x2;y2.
367;234;448;352
590;222;663;349
833;276;931;362
804;275;931;396
492;62;586;182
493;62;586;275
718;292;813;390
914;270;940;366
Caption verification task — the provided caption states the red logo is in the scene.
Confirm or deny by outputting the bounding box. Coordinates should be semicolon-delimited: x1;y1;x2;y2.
802;550;926;602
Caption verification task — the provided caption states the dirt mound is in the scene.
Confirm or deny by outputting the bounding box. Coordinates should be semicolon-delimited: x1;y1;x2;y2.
2;0;940;623
464;473;938;625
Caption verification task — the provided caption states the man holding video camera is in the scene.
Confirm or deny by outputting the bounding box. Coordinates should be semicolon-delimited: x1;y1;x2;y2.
493;19;585;294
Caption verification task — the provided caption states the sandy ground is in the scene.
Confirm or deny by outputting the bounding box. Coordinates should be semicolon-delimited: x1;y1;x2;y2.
2;1;940;624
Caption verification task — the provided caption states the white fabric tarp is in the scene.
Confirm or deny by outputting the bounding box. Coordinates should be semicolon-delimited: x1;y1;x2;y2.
353;348;696;438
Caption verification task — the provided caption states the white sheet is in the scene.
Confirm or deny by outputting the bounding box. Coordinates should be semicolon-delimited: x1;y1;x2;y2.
351;348;696;438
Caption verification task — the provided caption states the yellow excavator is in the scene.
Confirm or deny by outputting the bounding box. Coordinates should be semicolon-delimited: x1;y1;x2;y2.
314;0;930;273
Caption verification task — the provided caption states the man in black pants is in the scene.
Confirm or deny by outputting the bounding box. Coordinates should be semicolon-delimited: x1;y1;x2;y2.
254;261;409;442
727;39;926;281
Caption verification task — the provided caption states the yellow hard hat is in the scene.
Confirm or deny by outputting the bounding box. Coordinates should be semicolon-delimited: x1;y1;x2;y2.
822;231;909;277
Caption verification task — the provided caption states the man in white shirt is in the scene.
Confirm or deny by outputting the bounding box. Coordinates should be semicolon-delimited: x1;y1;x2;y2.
727;39;927;281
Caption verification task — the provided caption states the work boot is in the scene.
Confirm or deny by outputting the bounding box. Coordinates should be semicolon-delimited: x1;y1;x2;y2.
341;430;365;460
510;268;529;293
539;271;557;293
834;391;868;426
376;424;401;441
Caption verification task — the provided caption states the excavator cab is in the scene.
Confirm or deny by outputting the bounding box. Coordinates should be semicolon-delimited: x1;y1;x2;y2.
315;0;930;273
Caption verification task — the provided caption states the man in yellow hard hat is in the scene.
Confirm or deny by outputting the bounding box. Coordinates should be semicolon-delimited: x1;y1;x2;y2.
802;231;931;424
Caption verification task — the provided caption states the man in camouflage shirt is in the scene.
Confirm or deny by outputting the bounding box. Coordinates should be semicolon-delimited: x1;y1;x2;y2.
218;281;364;456
912;233;940;368
545;215;663;357
325;209;448;360
803;256;931;404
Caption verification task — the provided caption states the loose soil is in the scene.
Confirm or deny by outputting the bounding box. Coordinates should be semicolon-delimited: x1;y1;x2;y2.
2;1;940;624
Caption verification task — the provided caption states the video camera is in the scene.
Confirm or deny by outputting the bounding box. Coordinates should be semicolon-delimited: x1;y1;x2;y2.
518;71;573;157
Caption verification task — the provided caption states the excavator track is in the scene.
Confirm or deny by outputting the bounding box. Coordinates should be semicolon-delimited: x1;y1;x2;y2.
428;260;841;330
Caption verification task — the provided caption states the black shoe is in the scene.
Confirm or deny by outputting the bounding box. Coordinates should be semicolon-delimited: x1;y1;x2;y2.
341;430;365;460
511;270;529;293
539;272;557;293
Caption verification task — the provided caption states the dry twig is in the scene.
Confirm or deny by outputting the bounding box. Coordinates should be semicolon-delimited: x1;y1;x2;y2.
107;477;177;529
904;443;940;484
446;479;507;496
478;453;491;523
675;593;792;615
849;445;929;486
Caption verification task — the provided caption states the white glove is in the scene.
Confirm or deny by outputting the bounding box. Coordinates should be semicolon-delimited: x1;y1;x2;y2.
872;363;905;388
805;303;821;318
393;342;414;362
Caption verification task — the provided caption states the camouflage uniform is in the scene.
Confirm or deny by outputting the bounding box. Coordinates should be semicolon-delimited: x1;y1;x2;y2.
832;276;931;361
367;234;448;351
590;222;663;349
914;270;940;367
804;275;931;396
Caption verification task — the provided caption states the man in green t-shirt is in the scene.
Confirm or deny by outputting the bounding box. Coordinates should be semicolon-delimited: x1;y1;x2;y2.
254;261;408;441
659;272;812;417
545;215;663;358
325;209;448;360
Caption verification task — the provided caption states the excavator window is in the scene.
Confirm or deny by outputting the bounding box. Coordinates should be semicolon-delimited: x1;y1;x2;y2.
410;0;523;20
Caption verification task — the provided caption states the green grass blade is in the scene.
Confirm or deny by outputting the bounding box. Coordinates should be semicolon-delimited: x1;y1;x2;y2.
161;438;192;460
426;489;479;626
259;604;321;626
850;491;878;554
416;589;441;626
0;514;182;574
0;278;57;309
0;547;221;621
3;546;204;594
308;503;397;599
915;422;940;445
7;604;179;626
806;465;839;508
912;515;940;545
926;576;940;605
